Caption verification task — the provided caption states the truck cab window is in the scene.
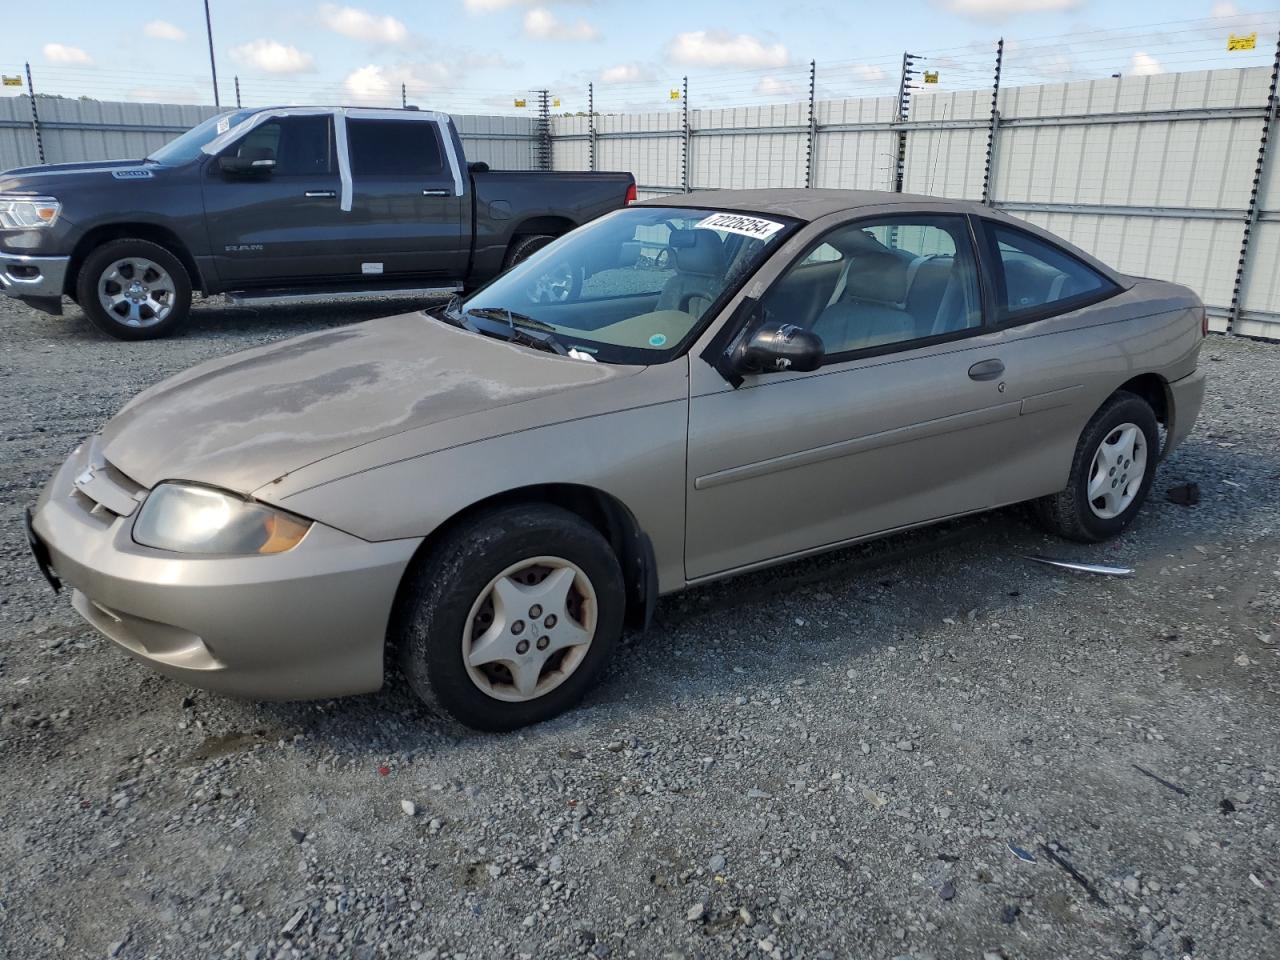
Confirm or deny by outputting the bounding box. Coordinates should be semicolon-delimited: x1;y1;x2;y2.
347;119;445;178
226;115;336;177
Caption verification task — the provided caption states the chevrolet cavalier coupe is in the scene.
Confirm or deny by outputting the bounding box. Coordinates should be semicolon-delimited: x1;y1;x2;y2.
27;189;1207;730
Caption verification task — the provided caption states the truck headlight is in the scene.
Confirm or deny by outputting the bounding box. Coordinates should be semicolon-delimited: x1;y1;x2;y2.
133;482;312;555
0;196;61;229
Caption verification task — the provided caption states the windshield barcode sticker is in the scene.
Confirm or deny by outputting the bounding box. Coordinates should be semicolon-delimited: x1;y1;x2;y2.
216;117;231;135
695;212;785;240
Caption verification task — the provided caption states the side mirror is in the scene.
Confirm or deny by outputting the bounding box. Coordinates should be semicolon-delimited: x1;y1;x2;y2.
733;321;824;375
218;151;276;175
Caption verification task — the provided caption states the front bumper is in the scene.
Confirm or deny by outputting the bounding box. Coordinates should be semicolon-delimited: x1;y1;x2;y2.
0;251;69;314
29;440;421;701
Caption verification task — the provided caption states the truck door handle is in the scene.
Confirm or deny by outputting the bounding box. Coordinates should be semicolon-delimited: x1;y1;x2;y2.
304;190;336;198
968;358;1005;381
422;188;451;197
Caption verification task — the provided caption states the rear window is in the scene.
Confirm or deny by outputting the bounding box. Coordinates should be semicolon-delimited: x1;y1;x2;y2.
347;119;444;177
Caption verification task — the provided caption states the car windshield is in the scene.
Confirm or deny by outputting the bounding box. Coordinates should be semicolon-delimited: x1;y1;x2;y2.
454;206;797;364
146;110;257;165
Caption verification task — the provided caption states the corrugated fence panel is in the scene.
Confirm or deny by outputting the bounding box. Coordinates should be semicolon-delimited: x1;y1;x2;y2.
0;97;41;169
594;111;683;192
453;114;537;170
38;99;220;163
549;115;591;171
812;95;898;191
902;89;989;199
692;103;808;190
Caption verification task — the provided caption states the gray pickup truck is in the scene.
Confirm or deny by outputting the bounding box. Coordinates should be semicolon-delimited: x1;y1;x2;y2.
0;106;635;339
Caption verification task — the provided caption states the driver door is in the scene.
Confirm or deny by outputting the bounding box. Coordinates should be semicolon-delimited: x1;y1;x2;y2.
202;113;350;285
684;214;1029;580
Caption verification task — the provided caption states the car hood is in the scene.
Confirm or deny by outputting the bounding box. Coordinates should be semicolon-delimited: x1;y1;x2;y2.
0;158;152;192
100;311;641;494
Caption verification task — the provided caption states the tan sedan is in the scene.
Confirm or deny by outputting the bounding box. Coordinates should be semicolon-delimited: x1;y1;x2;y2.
27;190;1206;730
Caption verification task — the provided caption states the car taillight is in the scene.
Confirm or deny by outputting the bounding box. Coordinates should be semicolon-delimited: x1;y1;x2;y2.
625;183;637;205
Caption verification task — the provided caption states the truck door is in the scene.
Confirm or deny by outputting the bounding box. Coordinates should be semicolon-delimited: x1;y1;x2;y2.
202;113;352;285
342;114;468;280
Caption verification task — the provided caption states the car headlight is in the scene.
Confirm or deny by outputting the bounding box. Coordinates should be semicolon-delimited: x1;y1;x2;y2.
0;196;61;229
132;482;312;555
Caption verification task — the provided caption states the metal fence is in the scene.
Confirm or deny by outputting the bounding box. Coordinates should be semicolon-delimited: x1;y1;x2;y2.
552;55;1280;342
0;96;540;172
6;54;1280;340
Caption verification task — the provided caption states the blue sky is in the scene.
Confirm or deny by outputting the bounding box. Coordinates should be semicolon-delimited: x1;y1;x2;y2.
2;1;1278;113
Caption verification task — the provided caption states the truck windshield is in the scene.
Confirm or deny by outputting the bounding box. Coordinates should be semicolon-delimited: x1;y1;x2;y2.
146;110;257;165
455;206;797;364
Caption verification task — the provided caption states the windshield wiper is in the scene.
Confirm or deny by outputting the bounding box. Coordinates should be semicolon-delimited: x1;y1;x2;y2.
461;306;568;355
465;306;557;333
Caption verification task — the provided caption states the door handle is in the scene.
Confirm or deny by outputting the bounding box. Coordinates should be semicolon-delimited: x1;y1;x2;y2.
422;188;451;197
304;190;336;198
968;358;1005;381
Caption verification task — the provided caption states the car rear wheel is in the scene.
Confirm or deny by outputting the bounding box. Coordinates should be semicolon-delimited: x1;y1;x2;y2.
1035;390;1160;542
395;504;625;731
76;238;191;340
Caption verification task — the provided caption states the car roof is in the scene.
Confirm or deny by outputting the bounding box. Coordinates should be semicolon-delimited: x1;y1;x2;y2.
637;188;994;222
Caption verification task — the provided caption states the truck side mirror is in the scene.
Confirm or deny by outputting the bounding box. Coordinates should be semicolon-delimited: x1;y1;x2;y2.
218;149;276;176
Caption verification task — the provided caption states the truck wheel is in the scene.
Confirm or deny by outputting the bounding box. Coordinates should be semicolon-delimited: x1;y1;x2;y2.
76;239;191;340
1034;390;1160;543
504;234;582;303
395;504;625;731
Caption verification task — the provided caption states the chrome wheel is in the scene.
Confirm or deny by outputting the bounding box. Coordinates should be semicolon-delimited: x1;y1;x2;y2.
526;264;576;303
461;556;598;703
97;258;175;328
1087;421;1147;519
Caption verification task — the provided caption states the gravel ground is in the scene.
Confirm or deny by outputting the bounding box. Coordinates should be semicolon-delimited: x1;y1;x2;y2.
0;297;1277;960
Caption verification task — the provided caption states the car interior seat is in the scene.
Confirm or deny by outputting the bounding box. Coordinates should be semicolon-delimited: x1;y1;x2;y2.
656;230;727;315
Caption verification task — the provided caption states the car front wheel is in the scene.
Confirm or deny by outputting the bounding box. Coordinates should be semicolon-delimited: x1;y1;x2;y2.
395;504;625;731
76;238;192;340
1035;390;1160;542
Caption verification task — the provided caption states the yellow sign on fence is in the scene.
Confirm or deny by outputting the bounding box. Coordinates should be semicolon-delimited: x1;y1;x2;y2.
1;76;22;87
552;97;560;107
1228;33;1257;52
923;71;940;84
669;89;681;100
513;98;527;108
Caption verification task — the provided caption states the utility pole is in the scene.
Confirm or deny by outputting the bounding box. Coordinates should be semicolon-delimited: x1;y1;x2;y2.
536;89;552;170
805;59;817;188
203;0;221;107
681;75;690;192
981;38;1004;206
893;52;920;192
234;75;241;109
24;62;44;164
588;81;596;172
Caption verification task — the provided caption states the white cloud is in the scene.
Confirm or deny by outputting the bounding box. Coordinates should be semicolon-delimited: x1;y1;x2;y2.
143;20;186;42
523;8;599;41
942;0;1081;18
42;43;93;65
464;0;532;9
343;62;450;105
230;39;316;74
318;4;411;46
853;64;887;82
667;31;788;69
1131;51;1163;76
755;76;802;97
1211;1;1240;17
600;63;652;84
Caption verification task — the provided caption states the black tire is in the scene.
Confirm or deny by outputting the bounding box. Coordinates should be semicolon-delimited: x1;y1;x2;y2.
395;504;625;731
1035;390;1161;543
503;233;558;270
75;238;192;340
504;234;584;304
